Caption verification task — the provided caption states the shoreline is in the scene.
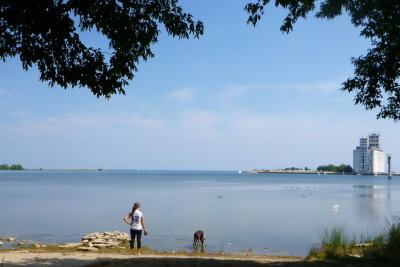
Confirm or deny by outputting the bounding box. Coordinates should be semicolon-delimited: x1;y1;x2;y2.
0;248;304;267
243;170;336;174
27;169;105;171
243;169;400;176
2;169;399;175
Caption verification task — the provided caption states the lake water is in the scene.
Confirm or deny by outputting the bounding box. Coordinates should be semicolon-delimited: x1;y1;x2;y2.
0;170;399;256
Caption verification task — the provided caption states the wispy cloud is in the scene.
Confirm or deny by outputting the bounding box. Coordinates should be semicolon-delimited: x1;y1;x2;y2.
0;87;8;95
215;85;255;100
324;97;352;103
279;80;343;92
8;111;165;137
213;79;344;103
246;79;344;93
166;88;196;101
6;110;32;119
172;110;221;138
2;105;398;170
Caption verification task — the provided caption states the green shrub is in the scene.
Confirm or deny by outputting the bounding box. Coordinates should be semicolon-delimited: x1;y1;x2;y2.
368;216;400;262
10;164;24;170
0;164;24;170
310;216;400;263
0;164;10;170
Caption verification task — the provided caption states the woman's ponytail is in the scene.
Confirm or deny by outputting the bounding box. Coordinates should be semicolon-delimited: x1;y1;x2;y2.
130;202;140;216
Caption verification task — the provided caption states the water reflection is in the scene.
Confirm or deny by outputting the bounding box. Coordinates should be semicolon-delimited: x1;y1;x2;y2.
353;185;384;189
353;183;388;222
356;193;384;198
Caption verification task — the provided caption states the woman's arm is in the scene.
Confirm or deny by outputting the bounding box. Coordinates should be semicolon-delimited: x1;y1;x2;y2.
123;214;132;225
141;214;147;234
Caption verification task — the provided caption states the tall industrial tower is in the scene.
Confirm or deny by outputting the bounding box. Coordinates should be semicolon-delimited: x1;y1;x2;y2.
353;133;386;175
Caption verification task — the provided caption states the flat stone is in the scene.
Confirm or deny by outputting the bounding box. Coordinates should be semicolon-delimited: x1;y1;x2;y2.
0;237;16;242
0;241;3;246
93;244;107;248
105;242;120;247
92;239;107;244
78;246;98;252
80;231;130;247
58;243;81;248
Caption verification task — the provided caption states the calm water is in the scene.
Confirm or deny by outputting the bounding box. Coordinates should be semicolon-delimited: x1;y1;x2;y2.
0;170;399;256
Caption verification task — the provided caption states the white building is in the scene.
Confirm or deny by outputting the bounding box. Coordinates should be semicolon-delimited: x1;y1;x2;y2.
353;133;386;175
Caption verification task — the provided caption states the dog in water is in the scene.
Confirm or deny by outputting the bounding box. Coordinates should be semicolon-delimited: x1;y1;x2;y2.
193;230;205;249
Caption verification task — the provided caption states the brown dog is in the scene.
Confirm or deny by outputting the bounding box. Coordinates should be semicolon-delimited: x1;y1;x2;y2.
193;230;205;249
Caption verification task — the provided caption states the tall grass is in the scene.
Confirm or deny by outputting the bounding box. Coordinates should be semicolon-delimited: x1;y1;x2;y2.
322;226;354;258
307;225;354;260
308;216;400;263
366;215;400;262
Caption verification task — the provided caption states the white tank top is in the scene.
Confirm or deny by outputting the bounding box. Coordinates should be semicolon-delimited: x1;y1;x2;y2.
130;210;143;230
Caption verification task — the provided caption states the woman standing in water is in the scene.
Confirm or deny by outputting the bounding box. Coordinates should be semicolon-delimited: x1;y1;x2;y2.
124;202;147;255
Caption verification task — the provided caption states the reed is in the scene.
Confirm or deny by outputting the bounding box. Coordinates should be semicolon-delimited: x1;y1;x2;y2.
308;216;400;263
315;225;353;259
366;215;400;263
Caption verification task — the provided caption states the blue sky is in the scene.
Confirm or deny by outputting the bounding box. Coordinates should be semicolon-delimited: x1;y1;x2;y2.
0;1;399;170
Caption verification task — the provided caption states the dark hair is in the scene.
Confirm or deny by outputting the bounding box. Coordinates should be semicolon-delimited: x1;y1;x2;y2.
130;202;140;216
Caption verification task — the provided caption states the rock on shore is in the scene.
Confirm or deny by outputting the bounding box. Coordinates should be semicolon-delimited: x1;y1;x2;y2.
58;231;130;251
0;237;16;242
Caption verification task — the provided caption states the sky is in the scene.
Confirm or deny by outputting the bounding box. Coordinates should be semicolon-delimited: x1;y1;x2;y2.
0;1;399;171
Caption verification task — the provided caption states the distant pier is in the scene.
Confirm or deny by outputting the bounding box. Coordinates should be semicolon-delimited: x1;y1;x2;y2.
243;169;399;176
243;170;336;174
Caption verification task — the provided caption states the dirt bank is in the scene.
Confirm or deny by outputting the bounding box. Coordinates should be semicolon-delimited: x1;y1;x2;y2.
0;251;306;266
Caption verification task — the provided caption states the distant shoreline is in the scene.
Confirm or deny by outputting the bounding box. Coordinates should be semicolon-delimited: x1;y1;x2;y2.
2;169;398;176
244;169;340;174
27;169;106;171
243;169;399;176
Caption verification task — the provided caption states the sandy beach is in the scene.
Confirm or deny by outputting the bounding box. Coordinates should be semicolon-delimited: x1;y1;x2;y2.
0;251;305;266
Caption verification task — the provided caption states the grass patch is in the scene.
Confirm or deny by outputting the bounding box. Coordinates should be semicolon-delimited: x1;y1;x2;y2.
307;225;355;260
364;215;400;263
0;242;219;257
308;216;400;264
